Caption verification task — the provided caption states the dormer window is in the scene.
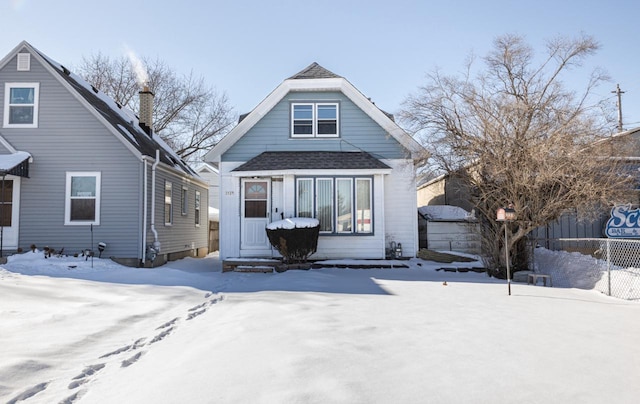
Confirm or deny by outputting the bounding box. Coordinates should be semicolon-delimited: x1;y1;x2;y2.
291;102;339;137
3;83;39;128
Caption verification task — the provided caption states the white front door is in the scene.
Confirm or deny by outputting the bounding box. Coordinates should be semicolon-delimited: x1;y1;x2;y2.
0;176;20;251
240;179;271;254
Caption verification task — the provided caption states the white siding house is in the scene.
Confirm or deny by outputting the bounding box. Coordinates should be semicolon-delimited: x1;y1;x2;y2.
204;63;423;260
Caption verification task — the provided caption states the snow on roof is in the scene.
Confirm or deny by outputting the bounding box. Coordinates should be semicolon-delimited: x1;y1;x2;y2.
418;205;476;221
266;217;319;230
0;151;31;171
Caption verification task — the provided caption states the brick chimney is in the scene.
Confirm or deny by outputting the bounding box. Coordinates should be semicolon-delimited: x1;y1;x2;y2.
139;85;154;135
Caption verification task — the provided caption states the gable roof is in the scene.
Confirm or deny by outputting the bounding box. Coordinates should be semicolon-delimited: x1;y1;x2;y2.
0;41;198;178
233;151;391;171
288;62;342;80
196;162;219;174
204;63;423;162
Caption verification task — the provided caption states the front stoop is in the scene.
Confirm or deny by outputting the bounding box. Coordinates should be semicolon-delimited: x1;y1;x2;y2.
234;265;275;273
223;259;281;273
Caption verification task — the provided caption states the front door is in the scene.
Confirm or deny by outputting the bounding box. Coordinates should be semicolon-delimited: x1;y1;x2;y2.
0;176;20;251
240;179;271;254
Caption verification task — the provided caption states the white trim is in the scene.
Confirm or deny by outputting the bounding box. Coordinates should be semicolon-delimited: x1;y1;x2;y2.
0;176;21;248
194;190;201;227
231;168;392;177
291;102;339;138
291;102;314;138
164;181;173;226
3;82;39;128
64;172;101;226
181;185;188;216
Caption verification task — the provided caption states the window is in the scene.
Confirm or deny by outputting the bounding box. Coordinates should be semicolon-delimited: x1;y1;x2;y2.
291;103;338;137
165;181;173;225
356;178;372;233
4;83;39;128
65;172;101;225
296;177;372;234
244;181;268;218
181;186;188;215
336;178;352;233
195;191;201;226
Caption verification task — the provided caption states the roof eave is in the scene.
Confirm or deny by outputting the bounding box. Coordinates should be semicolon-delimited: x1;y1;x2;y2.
231;168;392;177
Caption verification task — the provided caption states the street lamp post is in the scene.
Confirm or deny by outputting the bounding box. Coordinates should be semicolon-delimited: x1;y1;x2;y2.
496;204;516;296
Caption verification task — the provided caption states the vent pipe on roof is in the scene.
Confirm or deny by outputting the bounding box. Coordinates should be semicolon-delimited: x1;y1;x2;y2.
139;85;154;136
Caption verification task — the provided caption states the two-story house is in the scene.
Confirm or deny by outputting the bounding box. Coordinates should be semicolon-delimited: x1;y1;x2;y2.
0;41;209;266
205;63;423;260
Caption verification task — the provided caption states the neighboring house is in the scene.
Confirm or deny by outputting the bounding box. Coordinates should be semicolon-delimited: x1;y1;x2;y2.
204;62;423;260
0;41;208;266
195;162;220;221
420;127;640;247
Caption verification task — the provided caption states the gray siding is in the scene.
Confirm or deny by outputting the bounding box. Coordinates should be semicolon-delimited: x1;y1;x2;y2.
0;46;208;261
0;49;143;257
223;91;407;161
148;167;209;256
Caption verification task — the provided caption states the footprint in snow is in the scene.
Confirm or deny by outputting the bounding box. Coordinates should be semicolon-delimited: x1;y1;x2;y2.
186;295;224;320
121;351;144;368
68;363;105;389
58;389;86;404
150;327;174;344
6;382;49;404
156;317;179;330
99;337;146;359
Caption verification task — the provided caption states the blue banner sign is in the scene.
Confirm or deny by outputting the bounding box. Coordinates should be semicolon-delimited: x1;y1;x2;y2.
605;205;640;238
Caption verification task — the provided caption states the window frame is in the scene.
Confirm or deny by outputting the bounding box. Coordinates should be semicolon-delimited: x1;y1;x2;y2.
181;185;188;216
195;190;201;227
295;176;373;235
165;181;173;226
64;172;101;226
4;82;40;128
291;102;339;138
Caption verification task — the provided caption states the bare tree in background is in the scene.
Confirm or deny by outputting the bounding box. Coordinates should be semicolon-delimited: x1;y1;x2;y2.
401;34;636;272
77;53;235;162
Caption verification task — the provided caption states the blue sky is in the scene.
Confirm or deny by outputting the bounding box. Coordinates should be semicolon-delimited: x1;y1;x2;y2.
2;0;639;131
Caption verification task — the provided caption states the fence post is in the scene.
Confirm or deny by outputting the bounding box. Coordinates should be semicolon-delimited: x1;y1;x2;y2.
606;238;611;297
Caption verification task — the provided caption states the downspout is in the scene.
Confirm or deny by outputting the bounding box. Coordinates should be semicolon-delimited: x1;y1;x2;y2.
141;157;149;266
150;149;161;252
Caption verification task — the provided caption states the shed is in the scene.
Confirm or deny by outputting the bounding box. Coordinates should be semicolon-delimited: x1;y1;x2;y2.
418;205;481;254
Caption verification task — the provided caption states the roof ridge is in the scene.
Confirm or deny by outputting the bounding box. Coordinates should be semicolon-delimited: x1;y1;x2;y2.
288;62;342;80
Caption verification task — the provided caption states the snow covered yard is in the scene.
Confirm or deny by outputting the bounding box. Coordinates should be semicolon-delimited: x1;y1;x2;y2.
1;250;639;404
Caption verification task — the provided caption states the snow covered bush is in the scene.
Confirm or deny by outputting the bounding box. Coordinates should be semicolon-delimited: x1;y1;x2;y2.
266;218;320;263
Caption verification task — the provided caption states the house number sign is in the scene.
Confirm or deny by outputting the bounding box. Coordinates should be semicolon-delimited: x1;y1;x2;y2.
605;205;640;238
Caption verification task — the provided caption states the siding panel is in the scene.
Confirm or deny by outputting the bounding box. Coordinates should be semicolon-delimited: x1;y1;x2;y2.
224;92;407;162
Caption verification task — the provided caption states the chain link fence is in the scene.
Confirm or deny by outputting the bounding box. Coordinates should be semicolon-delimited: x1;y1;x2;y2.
531;238;640;300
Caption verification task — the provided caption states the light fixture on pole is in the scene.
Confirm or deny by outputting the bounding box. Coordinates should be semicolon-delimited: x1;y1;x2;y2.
496;204;516;296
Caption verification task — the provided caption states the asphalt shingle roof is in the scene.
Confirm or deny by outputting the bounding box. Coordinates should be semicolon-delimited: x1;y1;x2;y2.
288;62;342;80
34;47;197;177
233;151;390;171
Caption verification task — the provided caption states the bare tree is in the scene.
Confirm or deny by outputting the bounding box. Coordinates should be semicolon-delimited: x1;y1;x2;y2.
77;53;235;161
401;34;636;271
